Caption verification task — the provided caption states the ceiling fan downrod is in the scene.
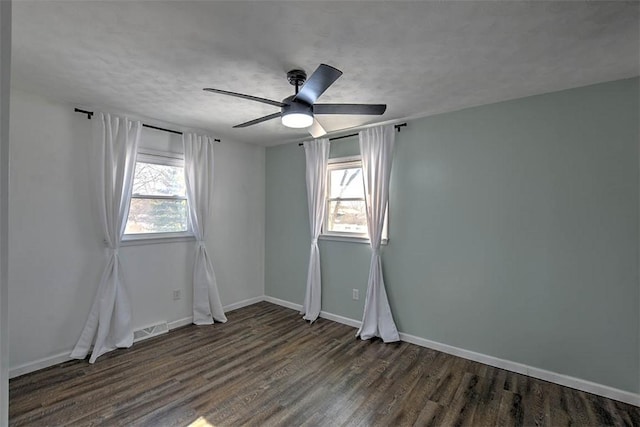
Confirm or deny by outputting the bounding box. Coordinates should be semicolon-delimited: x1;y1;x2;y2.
287;69;307;95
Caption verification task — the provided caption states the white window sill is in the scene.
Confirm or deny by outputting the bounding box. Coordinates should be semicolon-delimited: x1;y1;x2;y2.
319;234;388;245
121;232;195;246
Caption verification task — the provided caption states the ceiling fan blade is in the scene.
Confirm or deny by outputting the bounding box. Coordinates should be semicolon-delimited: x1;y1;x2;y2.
294;64;343;105
233;112;282;128
308;119;327;138
314;103;387;115
203;88;284;108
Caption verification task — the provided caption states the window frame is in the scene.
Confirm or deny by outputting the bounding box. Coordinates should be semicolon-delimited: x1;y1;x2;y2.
321;155;388;244
122;148;194;245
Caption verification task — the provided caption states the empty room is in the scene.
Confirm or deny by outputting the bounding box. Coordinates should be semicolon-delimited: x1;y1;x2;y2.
0;0;639;425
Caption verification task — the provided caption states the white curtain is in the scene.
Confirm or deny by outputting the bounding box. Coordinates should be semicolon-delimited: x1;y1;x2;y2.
301;138;330;322
71;113;141;363
184;133;227;325
357;125;400;342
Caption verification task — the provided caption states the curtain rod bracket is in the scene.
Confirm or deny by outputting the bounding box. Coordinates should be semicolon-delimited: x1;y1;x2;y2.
74;108;93;120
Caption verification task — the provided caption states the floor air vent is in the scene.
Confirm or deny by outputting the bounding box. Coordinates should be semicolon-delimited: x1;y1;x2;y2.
133;322;169;343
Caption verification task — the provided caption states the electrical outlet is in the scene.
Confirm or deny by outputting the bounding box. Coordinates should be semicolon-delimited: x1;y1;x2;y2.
352;289;359;300
172;290;181;301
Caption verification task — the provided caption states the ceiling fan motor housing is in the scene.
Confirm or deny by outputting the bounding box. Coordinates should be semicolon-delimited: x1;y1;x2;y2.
281;95;313;114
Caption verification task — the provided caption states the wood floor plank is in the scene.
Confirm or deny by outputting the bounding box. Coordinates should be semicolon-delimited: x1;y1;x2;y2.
545;382;572;426
469;368;505;426
412;400;444;426
436;371;481;426
9;302;639;426
521;378;546;426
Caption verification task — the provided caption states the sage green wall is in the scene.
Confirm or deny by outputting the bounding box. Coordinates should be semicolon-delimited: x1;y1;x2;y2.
265;78;639;393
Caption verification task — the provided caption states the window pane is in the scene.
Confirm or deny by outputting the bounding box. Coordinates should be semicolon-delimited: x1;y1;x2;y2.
125;198;188;234
326;200;368;234
329;167;363;198
132;162;186;197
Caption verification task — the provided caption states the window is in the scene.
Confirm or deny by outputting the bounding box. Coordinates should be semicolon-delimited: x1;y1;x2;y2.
323;156;388;242
124;150;190;237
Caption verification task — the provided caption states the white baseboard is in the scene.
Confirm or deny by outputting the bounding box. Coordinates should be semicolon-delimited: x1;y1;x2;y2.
9;351;72;379
320;309;361;329
10;295;640;407
263;296;302;312
224;295;264;312
264;296;640;407
167;317;193;330
398;332;640;407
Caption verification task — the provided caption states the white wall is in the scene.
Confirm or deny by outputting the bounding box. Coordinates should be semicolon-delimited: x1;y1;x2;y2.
1;1;11;424
8;89;265;373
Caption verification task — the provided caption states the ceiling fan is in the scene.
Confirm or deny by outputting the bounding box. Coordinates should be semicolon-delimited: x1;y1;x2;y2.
203;64;386;138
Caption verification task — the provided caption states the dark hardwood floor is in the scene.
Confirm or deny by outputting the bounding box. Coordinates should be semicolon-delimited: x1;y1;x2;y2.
9;302;640;426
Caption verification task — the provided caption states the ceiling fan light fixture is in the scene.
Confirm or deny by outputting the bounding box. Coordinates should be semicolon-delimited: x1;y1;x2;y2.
281;111;313;129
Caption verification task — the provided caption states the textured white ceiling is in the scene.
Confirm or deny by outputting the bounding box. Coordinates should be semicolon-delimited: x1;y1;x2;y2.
11;1;639;146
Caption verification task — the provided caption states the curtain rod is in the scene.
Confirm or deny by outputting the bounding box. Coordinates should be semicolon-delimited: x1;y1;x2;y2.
297;123;407;146
74;108;221;142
